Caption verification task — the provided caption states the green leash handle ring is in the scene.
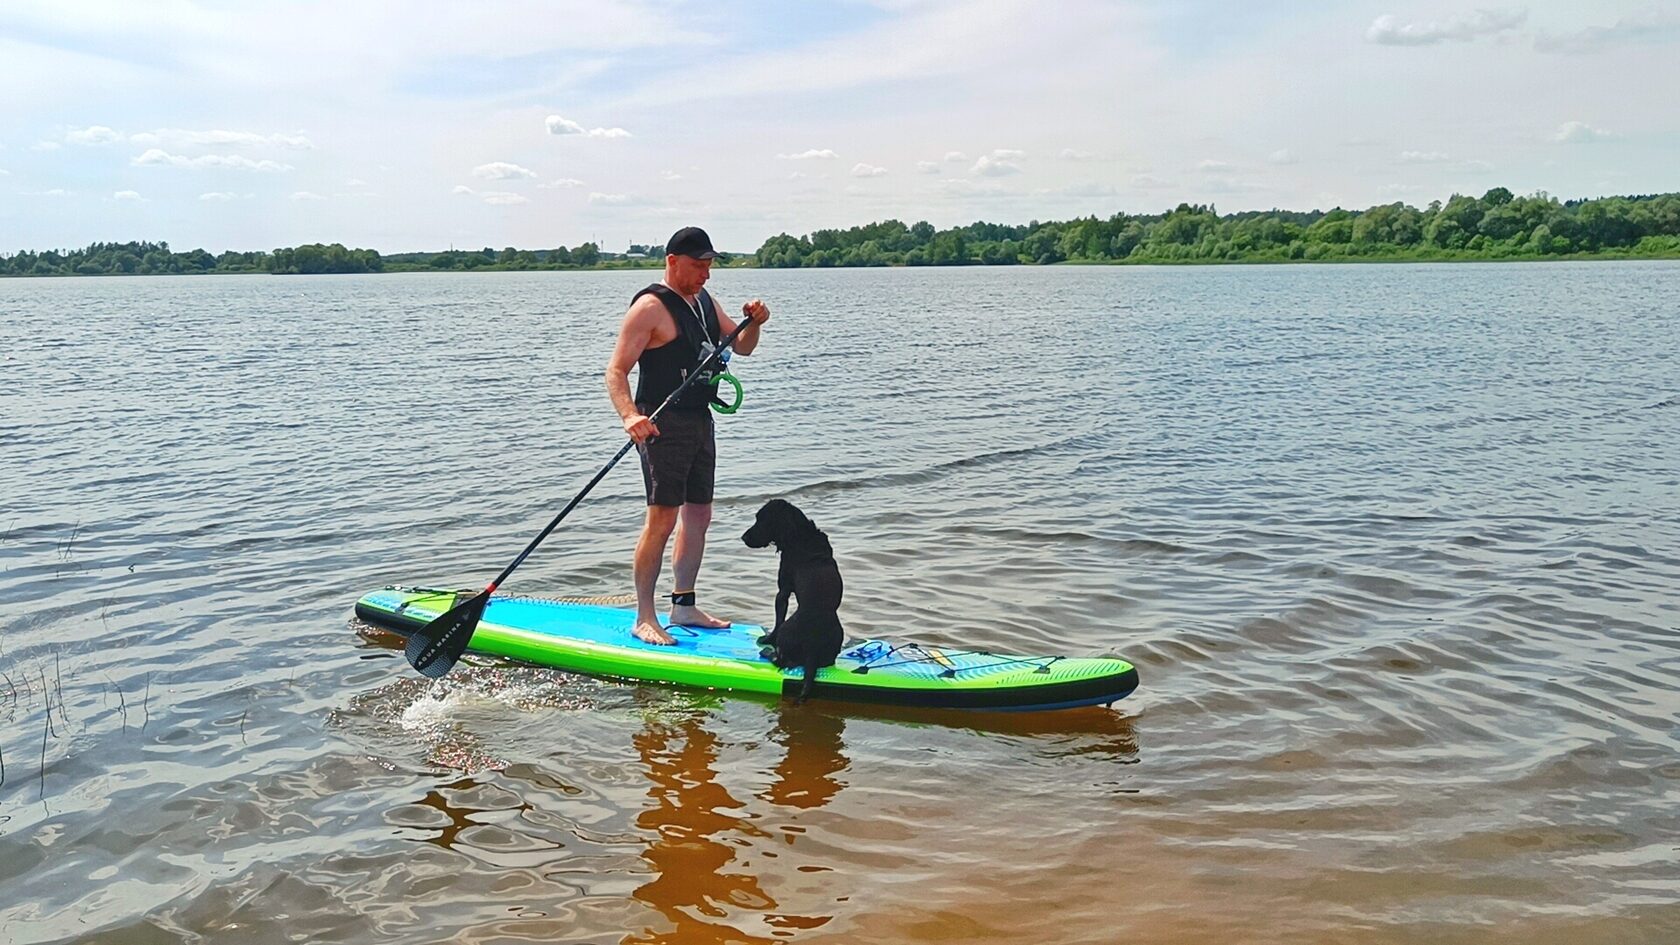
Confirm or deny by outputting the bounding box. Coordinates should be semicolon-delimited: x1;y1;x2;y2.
709;372;743;414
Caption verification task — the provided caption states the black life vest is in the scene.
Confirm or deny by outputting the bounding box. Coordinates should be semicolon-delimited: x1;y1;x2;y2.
632;283;722;411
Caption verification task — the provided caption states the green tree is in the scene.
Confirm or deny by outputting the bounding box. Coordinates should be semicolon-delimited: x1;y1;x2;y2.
1426;195;1484;249
927;231;969;265
1305;208;1354;245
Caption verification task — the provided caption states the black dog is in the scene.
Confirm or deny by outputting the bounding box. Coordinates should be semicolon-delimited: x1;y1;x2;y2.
741;499;845;703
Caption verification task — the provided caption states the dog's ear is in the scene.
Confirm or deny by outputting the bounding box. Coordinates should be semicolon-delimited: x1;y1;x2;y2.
777;501;823;546
764;499;798;535
786;503;815;533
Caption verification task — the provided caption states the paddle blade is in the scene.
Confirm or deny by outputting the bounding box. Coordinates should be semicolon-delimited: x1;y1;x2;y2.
405;590;490;678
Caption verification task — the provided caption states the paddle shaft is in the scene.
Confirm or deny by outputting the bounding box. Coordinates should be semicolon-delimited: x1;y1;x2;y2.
481;314;757;594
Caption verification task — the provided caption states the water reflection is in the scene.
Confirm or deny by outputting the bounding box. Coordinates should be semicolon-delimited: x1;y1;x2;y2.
628;706;848;944
826;701;1140;760
408;776;536;851
761;709;848;810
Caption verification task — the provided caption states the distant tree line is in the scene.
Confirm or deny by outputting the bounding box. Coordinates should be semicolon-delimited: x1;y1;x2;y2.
6;189;1678;277
0;241;385;276
0;240;662;277
381;242;633;271
751;189;1680;266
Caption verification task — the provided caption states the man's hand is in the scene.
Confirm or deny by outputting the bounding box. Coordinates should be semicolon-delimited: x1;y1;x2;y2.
623;413;660;444
742;299;770;325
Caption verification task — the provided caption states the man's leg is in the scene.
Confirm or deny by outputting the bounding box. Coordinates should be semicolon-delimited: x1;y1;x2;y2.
633;504;680;644
670;502;730;628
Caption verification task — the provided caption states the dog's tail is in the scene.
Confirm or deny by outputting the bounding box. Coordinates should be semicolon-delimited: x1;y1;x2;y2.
798;661;820;704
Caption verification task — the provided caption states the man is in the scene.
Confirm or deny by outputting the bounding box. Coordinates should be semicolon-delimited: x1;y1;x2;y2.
606;226;769;645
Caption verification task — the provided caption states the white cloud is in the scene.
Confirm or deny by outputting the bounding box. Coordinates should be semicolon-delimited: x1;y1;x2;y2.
345;178;367;187
1553;121;1615;143
130;129;313;150
112;190;143;200
1365;9;1526;46
916;161;941;174
1049;182;1118;197
0;168;9;176
545;115;631;139
936;178;1007;196
472;161;537;180
851;162;888;177
1535;10;1680;54
1202;177;1262;194
133;149;293;171
1398;150;1451;164
60;126;314;150
67;125;122;145
199;192;237;201
32;141;62;152
538;178;585;189
589;192;633;204
290;191;325;201
1268;149;1299;165
1059;148;1096;160
1463;159;1496;172
777;149;837;160
944;151;968;163
453;185;527;204
660;169;682;181
1198;159;1234;172
1131;174;1173;189
972;154;1020;176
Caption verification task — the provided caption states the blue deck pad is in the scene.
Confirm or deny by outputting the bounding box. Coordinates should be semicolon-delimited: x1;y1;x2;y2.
486;598;915;675
364;591;1041;682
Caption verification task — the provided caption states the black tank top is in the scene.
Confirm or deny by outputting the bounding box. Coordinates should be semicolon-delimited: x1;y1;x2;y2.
632;283;722;411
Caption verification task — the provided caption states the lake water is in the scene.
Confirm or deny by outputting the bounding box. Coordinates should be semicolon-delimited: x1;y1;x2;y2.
2;263;1677;944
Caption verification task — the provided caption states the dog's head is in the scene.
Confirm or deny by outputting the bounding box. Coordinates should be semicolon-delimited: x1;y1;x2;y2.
742;498;809;550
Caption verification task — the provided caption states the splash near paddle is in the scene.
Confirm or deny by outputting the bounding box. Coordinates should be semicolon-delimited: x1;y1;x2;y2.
360;585;1138;711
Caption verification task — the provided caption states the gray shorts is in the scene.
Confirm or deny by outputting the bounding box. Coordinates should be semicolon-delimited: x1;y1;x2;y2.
636;407;715;507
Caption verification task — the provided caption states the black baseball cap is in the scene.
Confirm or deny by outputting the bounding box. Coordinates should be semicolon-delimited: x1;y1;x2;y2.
666;226;719;259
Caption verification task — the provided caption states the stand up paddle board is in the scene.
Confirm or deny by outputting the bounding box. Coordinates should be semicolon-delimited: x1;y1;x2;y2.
356;585;1138;711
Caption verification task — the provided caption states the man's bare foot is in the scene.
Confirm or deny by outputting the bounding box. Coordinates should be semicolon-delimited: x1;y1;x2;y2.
632;619;676;645
670;604;731;629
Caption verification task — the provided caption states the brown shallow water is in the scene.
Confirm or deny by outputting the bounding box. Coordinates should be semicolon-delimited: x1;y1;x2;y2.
2;264;1678;943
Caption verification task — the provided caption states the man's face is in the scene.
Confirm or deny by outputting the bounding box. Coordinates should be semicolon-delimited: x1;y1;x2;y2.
667;253;713;290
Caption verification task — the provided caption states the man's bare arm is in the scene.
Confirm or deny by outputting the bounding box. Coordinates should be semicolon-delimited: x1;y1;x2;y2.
606;298;663;442
714;297;768;355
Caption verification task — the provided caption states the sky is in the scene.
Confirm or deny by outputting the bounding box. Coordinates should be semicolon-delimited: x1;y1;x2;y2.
2;0;1678;254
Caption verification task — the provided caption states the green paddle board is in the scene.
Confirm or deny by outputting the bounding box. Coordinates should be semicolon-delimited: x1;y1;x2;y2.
356;585;1138;711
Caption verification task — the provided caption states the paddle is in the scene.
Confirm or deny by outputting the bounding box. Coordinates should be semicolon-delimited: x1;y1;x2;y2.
404;313;760;678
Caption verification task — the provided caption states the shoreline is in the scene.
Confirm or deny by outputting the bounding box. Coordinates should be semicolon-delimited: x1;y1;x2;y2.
3;250;1677;278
